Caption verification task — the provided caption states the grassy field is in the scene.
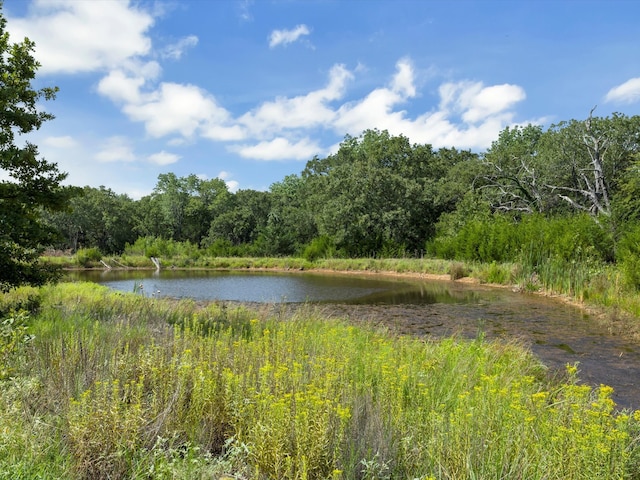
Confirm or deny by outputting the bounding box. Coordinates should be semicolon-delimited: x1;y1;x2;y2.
1;281;640;479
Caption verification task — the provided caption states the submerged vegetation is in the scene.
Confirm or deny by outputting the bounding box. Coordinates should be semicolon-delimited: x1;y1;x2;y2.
1;282;640;479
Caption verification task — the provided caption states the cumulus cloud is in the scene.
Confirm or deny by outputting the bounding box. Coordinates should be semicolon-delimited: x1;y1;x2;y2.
43;135;77;148
97;67;245;144
605;78;640;104
7;0;154;74
239;64;353;135
123;82;236;139
105;55;526;156
94;136;136;162
333;63;526;149
439;81;526;123
97;69;147;104
333;59;419;135
162;35;199;60
391;58;417;98
229;137;321;161
147;151;180;165
269;24;310;48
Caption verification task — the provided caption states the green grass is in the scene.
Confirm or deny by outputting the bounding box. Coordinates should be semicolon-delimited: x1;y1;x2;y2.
1;282;639;479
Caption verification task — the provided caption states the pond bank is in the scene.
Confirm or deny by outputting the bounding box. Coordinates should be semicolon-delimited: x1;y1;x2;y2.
249;265;639;340
61;253;640;339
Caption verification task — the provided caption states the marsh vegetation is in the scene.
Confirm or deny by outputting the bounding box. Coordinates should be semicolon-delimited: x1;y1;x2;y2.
2;283;640;479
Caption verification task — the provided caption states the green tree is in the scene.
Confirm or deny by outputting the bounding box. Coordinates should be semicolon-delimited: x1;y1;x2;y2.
482;113;640;219
542;111;640;218
260;175;317;255
303;130;467;256
43;186;137;254
0;8;75;290
142;173;231;244
612;154;640;224
480;124;550;214
183;177;230;244
206;189;271;246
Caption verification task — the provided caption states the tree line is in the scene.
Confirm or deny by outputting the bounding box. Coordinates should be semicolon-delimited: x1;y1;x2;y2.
42;115;640;265
41;130;477;258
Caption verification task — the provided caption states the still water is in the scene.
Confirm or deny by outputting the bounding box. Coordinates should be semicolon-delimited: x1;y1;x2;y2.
71;269;640;410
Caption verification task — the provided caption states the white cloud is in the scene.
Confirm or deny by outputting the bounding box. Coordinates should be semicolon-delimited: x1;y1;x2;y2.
147;151;180;165
605;78;640;104
94;136;136;162
110;56;525;154
43;135;77;148
334;66;526;149
333;59;417;135
269;24;310;48
123;82;235;138
229;137;321;161
7;0;154;74
97;70;147;104
391;58;417;98
162;35;199;60
201;124;246;141
438;81;526;123
226;180;240;192
240;64;352;136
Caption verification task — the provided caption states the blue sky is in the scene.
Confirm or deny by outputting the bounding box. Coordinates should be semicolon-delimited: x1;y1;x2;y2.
4;0;640;198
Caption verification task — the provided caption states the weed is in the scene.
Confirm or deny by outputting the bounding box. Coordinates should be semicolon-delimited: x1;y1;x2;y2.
449;262;467;280
1;283;639;478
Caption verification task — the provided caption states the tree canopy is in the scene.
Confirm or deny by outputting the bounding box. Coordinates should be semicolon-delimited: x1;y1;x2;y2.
0;7;75;290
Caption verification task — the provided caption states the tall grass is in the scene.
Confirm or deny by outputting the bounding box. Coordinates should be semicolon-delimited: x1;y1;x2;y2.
1;283;639;478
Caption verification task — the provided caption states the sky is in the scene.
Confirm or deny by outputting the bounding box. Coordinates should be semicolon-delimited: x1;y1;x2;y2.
3;0;640;199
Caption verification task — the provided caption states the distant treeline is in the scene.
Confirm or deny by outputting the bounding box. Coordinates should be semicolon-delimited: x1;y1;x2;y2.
44;114;640;284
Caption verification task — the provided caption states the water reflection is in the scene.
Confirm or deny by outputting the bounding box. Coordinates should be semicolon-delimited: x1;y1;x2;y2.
70;270;400;303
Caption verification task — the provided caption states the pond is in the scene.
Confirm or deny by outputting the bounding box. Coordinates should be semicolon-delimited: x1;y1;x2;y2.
70;269;640;410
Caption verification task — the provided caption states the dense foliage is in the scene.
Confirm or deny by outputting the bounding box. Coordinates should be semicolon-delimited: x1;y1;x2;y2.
0;7;76;290
41;129;477;258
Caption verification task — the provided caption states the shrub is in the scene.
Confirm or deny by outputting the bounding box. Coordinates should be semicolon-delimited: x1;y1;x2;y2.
124;236;199;259
0;286;41;317
0;311;34;379
429;213;614;266
449;261;467;280
616;224;640;291
75;248;102;267
302;236;335;262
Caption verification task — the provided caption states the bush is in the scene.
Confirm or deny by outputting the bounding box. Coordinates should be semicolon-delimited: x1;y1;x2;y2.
302;236;335;262
0;311;34;379
0;286;41;317
124;237;199;259
75;248;102;267
429;213;614;266
616;223;640;291
449;261;467;280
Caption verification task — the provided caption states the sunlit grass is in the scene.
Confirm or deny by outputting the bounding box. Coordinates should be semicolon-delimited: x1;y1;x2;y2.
1;283;639;478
